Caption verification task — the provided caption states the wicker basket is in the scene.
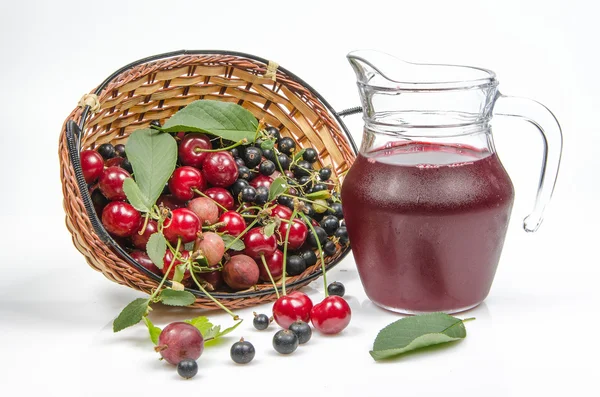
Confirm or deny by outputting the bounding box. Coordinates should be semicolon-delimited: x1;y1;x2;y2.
59;50;357;310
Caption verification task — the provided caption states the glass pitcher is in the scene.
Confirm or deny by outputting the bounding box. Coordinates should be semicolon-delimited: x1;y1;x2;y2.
341;50;562;314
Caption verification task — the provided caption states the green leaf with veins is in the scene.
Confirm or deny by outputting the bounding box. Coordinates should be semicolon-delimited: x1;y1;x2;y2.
146;233;167;269
369;313;473;361
160;100;258;143
125;129;177;208
221;234;245;251
158;289;196;306
113;298;150;332
122;178;151;213
263;222;276;238
268;176;288;201
143;316;162;345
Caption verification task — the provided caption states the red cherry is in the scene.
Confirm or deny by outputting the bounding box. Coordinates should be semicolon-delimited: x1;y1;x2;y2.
272;291;313;329
131;220;158;250
157;194;186;210
168;166;206;201
178;133;211;167
278;218;308;250
249;175;274;189
270;204;293;220
163;208;200;244
162;250;191;279
243;227;277;258
198;270;223;291
98;166;130;201
105;156;124;168
258;249;283;282
204;187;235;211
80;150;104;184
310;296;351;335
130;250;161;274
217;211;246;237
101;201;141;237
201;152;238;187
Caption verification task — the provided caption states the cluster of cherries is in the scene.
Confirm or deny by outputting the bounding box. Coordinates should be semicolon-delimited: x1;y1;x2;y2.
80;123;351;379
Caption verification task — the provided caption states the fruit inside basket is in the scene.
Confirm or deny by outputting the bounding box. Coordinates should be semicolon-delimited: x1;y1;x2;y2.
59;51;356;310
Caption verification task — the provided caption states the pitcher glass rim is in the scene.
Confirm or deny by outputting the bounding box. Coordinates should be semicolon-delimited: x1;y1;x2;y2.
347;50;498;91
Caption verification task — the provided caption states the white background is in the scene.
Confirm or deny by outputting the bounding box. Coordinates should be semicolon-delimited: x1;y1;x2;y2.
1;0;598;396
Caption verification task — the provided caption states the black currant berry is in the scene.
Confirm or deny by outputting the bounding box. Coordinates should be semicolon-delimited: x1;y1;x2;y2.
334;226;349;245
241;186;257;202
97;143;116;160
302;148;318;163
238;166;252;180
319;167;332;181
266;126;281;142
323;240;337;257
307;226;327;248
177;359;198;379
300;249;317;267
262;148;276;162
320;215;339;236
244;147;262;169
121;158;134;174
253;313;271;330
254;186;269;205
278;195;294;209
286;255;307;276
114;144;126;158
273;330;299;354
303;204;315;218
235;157;246;167
297;176;313;189
327;202;344;219
278;137;296;155
327;281;345;297
230;338;255;364
277;153;291;170
149;120;162;128
230;147;240;158
259;160;276;176
293;161;312;178
289;321;312;344
231;179;249;199
312;183;328;192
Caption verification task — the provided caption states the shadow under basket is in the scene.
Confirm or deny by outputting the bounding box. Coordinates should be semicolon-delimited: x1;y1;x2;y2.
59;50;357;310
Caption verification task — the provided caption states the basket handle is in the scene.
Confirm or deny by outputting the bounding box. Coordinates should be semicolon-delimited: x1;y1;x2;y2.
65;120;112;243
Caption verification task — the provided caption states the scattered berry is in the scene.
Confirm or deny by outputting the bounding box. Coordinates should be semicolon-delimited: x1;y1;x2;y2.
253;313;271;330
327;281;345;297
230;338;255;364
273;329;299;354
177;359;198;379
289;321;312;344
156;322;204;365
310;296;351;335
272;291;313;329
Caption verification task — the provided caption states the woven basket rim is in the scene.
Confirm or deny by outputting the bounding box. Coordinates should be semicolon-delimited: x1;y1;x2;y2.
67;49;358;300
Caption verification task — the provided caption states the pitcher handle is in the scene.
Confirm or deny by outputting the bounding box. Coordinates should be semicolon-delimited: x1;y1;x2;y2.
493;94;563;232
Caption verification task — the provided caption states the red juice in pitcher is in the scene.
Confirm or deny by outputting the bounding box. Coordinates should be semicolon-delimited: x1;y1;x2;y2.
341;142;515;313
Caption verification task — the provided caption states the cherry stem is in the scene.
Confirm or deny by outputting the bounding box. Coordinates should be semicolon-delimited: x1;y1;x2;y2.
224;218;259;250
299;212;328;297
149;238;181;301
191;189;228;212
260;253;280;299
138;213;150;235
281;209;298;296
189;270;239;320
194;139;247;153
281;194;335;212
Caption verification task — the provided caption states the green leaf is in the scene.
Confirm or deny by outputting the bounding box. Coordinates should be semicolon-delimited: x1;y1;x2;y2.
263;222;276;238
268;177;288;201
161;100;258;143
172;264;186;283
305;190;331;200
146;233;167;269
158;289;196;306
122;178;152;212
260;139;275;151
293;148;306;162
143;316;162;345
221;234;245;251
125;128;177;208
184;317;243;343
113;298;150;332
213;319;243;339
369;313;472;361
